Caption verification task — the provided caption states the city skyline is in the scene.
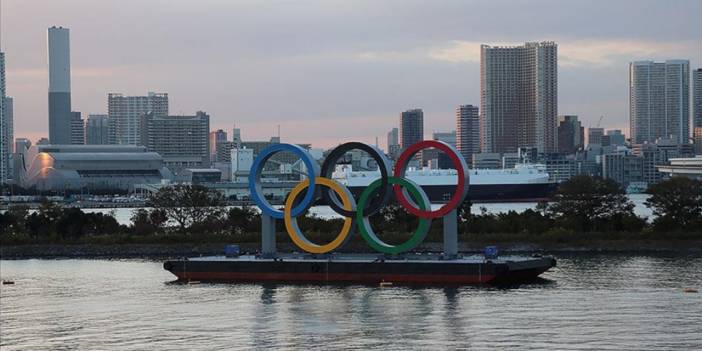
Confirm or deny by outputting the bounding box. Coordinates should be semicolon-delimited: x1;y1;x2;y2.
1;0;702;147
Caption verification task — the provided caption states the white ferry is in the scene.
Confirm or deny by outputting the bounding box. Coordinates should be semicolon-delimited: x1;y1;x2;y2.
332;163;556;203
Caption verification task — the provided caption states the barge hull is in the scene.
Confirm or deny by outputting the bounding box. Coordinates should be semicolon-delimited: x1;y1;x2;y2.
164;256;556;285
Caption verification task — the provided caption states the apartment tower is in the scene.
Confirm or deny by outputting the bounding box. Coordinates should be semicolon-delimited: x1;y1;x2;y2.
0;52;7;182
629;60;690;144
400;109;424;151
108;92;168;145
455;105;480;166
693;68;702;153
480;42;558;153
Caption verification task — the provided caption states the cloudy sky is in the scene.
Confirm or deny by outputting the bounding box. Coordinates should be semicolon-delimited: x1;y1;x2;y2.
2;0;701;148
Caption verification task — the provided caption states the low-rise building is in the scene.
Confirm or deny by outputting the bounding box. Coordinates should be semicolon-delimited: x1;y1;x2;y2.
656;156;702;181
21;144;172;191
177;168;222;184
601;151;644;187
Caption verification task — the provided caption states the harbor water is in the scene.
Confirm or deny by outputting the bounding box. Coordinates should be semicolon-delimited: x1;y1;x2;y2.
1;254;701;350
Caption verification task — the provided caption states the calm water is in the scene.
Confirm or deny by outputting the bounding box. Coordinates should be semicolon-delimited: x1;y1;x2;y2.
85;194;654;225
1;255;701;350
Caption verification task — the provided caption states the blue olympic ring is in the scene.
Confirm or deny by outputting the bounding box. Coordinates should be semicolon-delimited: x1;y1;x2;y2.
248;143;319;219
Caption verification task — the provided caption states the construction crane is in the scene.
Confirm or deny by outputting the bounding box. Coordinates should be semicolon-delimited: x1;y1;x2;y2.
596;115;604;128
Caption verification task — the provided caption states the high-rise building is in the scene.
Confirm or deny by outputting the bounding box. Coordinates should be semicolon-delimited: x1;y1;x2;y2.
480;42;558;153
108;92;168;145
456;105;480;166
85;114;110;145
400;109;424;153
557;115;584;154
694;69;702;152
48;26;72;145
386;127;399;148
232;127;242;147
70;111;85;145
386;127;400;158
3;97;14;156
605;130;626;146
210;129;228;163
4;97;13;154
0;52;8;183
141;111;210;173
588;127;605;147
630;60;690;144
216;141;235;163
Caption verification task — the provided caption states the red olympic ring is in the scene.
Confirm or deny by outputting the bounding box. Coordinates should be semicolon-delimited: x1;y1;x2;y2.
393;140;469;219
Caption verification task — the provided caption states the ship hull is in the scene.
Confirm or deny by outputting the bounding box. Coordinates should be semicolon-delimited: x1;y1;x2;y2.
163;255;556;285
347;182;557;203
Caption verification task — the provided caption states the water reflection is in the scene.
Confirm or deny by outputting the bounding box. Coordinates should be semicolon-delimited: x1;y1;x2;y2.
1;254;701;350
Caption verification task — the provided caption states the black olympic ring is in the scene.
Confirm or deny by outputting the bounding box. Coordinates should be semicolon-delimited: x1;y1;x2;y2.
320;142;393;218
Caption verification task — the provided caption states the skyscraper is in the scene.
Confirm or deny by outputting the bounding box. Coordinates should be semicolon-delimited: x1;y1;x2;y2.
108;92;168;145
455;105;480;166
629;60;690;144
3;97;13;155
557;115;584;154
694;68;702;152
48;26;72;144
85;114;110;145
480;42;558;153
0;52;8;182
400;109;424;152
210;129;227;163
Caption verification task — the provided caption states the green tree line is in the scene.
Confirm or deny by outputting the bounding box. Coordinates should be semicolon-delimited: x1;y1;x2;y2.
2;177;701;245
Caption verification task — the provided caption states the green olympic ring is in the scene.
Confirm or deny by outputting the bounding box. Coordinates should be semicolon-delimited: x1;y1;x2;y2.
356;176;432;255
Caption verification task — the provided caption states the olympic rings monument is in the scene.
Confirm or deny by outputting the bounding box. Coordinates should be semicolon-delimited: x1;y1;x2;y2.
164;141;556;285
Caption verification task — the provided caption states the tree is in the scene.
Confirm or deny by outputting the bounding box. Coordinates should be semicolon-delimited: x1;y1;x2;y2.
646;177;702;231
149;209;168;232
131;209;156;236
547;175;640;232
149;184;227;232
225;206;260;234
0;205;30;236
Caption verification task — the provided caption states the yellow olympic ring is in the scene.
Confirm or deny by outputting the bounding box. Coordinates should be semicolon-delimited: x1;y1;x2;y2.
284;177;356;254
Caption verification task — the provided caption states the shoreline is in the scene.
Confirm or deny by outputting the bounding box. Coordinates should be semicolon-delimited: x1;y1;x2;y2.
2;240;701;259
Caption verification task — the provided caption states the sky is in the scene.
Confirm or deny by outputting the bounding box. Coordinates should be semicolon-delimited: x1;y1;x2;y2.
1;0;701;149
